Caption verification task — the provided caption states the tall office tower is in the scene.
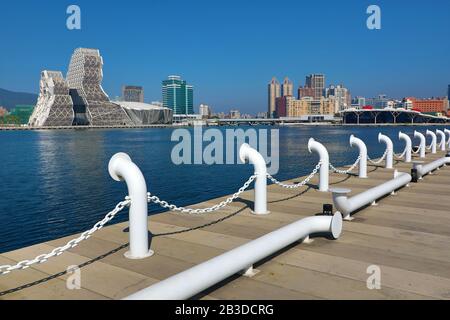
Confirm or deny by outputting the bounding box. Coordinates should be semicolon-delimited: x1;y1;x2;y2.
447;85;450;101
28;71;74;126
162;75;194;115
305;74;325;99
282;77;293;97
122;85;144;103
199;104;211;118
66;48;132;126
268;77;281;118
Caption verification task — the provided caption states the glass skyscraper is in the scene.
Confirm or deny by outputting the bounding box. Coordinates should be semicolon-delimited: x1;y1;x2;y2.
162;75;193;115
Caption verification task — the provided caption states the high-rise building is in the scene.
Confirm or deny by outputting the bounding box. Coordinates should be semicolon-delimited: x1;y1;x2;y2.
229;109;241;119
297;86;314;99
305;74;325;99
282;77;293;97
199;104;211;118
122;85;144;103
326;84;351;113
162;75;194;115
447;85;450;101
268;77;281;118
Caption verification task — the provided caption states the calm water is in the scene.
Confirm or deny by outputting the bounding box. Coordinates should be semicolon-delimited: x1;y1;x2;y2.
0;125;444;253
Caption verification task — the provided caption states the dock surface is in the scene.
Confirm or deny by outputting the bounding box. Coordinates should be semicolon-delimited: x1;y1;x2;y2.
1;151;450;300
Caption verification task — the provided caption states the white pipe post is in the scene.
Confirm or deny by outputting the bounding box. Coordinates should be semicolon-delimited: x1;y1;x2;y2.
398;131;412;163
378;133;393;169
414;131;426;158
444;129;450;149
308;138;329;192
436;130;446;151
108;153;153;259
239;143;268;215
349;135;367;178
125;213;343;300
426;130;437;154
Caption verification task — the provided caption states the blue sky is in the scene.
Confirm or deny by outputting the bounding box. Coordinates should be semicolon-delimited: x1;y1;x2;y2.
0;0;449;114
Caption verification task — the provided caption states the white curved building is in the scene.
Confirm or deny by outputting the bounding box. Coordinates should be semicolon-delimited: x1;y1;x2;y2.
28;71;74;126
116;101;173;125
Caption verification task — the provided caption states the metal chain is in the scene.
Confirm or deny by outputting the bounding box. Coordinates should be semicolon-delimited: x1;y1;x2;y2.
394;148;407;159
147;175;256;214
367;149;388;165
266;161;322;189
329;155;361;174
0;198;131;276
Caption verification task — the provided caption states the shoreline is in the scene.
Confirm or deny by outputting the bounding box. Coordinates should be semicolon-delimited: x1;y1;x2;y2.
0;122;449;131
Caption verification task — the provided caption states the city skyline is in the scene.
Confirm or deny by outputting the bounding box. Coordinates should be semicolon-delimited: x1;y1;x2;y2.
0;0;449;114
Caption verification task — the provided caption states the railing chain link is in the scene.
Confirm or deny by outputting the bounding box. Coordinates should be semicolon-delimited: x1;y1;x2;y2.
147;175;256;214
367;149;388;165
266;161;322;189
329;156;361;174
0;198;131;275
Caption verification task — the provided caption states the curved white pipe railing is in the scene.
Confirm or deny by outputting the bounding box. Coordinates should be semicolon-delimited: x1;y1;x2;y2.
444;129;450;149
330;171;412;221
414;131;426;158
398;131;412;163
124;213;343;300
436;130;446;151
413;155;450;179
308;138;329;192
349;135;367;178
426;130;437;154
239;143;268;215
378;133;393;169
108;153;153;259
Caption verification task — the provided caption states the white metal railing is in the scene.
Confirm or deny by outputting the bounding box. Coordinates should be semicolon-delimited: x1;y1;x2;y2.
124;213;343;300
397;131;412;162
426;130;437;154
413;155;450;179
330;170;412;221
414;131;426;158
378;133;393;169
436;129;446;152
308;138;329;192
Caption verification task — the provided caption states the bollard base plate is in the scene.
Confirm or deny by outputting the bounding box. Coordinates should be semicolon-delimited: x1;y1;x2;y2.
124;249;154;260
251;210;270;215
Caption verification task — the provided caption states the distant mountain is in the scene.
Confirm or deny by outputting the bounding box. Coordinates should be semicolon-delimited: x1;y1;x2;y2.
0;88;38;110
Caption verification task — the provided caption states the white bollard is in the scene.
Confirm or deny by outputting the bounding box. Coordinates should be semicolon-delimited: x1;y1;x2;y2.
108;153;153;259
308;138;329;192
436;130;446;152
444;129;450;149
378;133;393;169
398;131;412;163
414;131;426;158
239;143;268;215
349;135;367;178
426;130;437;154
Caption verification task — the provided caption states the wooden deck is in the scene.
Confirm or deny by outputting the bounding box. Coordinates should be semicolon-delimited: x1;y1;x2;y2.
1;151;450;300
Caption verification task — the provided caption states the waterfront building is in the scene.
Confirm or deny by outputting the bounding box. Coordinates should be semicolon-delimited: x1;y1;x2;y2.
268;77;281;118
405;97;449;115
162;75;194;115
28;71;74;126
282;77;293;97
122;85;144;103
229;109;241;119
351;96;366;109
275;96;290;117
305;74;325;99
325;84;351;113
67;48;133;126
256;112;268;119
199;104;212;118
366;94;389;109
283;96;336;117
115;101;172;125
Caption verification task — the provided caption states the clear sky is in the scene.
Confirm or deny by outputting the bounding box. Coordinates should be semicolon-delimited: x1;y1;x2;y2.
0;0;449;114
